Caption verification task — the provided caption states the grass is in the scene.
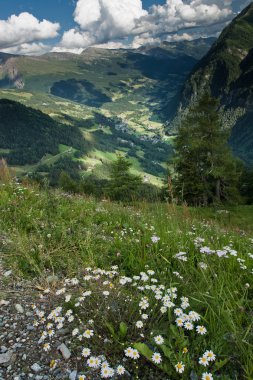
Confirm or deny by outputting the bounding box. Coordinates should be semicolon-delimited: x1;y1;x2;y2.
0;177;252;379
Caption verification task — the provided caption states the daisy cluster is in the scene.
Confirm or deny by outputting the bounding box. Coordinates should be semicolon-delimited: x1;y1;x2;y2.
173;236;253;274
31;266;217;378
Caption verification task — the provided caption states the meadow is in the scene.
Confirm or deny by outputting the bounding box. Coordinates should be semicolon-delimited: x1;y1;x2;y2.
0;175;252;379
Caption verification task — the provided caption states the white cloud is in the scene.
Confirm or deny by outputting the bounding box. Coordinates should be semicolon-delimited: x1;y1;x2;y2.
59;0;147;49
2;42;50;56
57;0;235;52
0;12;60;52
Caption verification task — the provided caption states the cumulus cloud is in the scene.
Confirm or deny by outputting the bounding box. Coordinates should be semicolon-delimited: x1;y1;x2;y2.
59;0;147;49
2;42;50;56
0;12;60;54
56;0;237;51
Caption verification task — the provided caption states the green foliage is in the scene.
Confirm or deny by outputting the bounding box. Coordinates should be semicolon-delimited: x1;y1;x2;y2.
0;99;85;165
174;95;241;206
107;156;143;201
239;166;253;204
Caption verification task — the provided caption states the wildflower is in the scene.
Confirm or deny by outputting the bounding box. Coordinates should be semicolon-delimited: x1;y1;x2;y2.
174;308;183;316
199;356;209;367
132;349;140;360
83;329;94;339
101;367;114;378
141;313;148;320
125;347;134;358
83;291;92;297
188;311;201;321
43;343;51;352
56;288;66;295
182;347;188;354
72;328;79;336
116;365;125;375
175;362;185;373
154;335;164;345
136;321;144;328
202;373;213;380
139;298;149;310
151;235;160;243
87;356;101;368
204;351;216;362
103;291;110;297
198;262;208;270
196;325;207;335
160;306;167;314
79;376;86;380
50;359;58;370
184;322;194;330
82;348;91;357
152;352;162;364
176;317;184;327
48;329;55;338
65;295;72;302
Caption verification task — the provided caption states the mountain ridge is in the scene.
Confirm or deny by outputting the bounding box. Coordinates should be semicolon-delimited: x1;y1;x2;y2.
176;2;253;165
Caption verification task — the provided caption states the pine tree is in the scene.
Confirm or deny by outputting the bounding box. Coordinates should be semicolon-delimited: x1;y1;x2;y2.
174;95;241;206
107;155;142;201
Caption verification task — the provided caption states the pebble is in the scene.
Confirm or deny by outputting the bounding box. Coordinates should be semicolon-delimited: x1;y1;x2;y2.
0;350;14;365
0;300;10;307
69;370;77;380
46;275;59;284
3;270;12;277
58;343;71;360
15;304;24;314
31;363;42;373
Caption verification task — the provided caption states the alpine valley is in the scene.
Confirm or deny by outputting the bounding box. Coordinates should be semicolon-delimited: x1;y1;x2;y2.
0;3;253;183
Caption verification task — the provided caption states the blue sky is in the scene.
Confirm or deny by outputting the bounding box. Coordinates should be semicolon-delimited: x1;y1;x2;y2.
0;0;251;55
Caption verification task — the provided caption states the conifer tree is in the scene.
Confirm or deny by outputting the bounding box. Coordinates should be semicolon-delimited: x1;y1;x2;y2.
174;95;241;206
107;155;142;201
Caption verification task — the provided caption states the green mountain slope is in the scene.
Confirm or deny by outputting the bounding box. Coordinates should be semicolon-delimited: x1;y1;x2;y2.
179;3;253;165
0;99;85;166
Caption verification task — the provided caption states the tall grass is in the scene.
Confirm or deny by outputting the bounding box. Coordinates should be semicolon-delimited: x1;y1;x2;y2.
0;178;252;378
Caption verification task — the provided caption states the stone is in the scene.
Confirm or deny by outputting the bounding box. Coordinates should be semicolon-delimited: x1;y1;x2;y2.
3;270;12;277
0;347;7;354
0;351;13;365
46;275;59;284
31;363;42;373
15;304;24;314
58;343;71;360
69;370;77;380
0;300;10;307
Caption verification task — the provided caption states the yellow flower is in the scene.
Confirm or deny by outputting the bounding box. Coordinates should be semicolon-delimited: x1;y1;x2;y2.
183;347;188;354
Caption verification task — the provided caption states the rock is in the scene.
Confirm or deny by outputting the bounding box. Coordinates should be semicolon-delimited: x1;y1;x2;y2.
15;304;24;314
0;347;7;354
58;343;71;360
31;363;42;373
46;275;59;284
0;350;13;365
3;270;12;277
0;300;10;307
69;370;77;380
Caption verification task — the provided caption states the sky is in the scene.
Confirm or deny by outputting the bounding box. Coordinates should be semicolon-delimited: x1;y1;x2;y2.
0;0;251;55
